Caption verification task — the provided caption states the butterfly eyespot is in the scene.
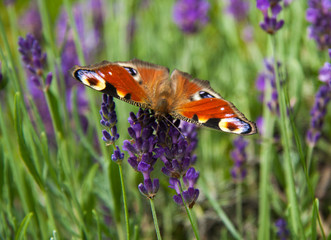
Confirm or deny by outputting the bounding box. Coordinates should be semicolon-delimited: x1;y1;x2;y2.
199;91;215;99
124;67;138;76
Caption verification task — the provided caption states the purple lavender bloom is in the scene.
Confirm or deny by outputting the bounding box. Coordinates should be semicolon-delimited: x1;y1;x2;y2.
226;0;250;22
18;34;52;94
319;62;331;84
99;94;124;162
169;175;200;209
307;50;331;146
100;94;119;143
123;109;161;199
158;120;200;207
256;59;281;115
173;0;210;34
230;136;248;181
257;0;284;35
18;34;54;135
306;0;331;50
306;84;331;147
275;218;290;239
56;1;104;130
158;120;197;178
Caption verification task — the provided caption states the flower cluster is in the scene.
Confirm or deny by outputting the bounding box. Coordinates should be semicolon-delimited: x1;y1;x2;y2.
18;34;53;93
123;109;161;199
306;0;331;50
257;0;284;35
256;59;281;115
100;95;119;143
275;218;290;239
18;34;54;136
230;136;248;181
173;0;210;34
226;0;250;22
158;120;200;208
306;85;331;146
306;50;331;147
122;110;200;206
318;50;331;86
56;0;104;131
100;94;124;162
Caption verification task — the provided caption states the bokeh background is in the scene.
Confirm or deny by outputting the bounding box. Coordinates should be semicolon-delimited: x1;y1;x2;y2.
0;0;330;239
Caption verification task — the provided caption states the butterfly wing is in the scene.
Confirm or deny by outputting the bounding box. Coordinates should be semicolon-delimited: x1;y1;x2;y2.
170;70;257;135
70;59;169;108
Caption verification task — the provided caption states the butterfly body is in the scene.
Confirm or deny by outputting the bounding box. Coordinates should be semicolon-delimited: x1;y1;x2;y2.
71;59;257;135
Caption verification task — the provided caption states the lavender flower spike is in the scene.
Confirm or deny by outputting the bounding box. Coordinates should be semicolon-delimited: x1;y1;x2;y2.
99;94;124;162
306;85;331;147
275;218;290;240
18;34;51;91
100;94;119;144
306;50;331;146
230;136;248;181
123;109;160;198
173;0;210;34
257;0;284;35
306;0;331;50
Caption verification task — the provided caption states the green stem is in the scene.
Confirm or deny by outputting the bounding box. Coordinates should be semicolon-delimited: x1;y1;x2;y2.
178;180;200;240
258;68;275;240
271;37;305;238
236;182;243;235
306;145;314;173
118;163;130;240
149;198;162;240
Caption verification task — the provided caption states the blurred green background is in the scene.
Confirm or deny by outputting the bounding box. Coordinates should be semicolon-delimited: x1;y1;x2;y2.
0;0;330;239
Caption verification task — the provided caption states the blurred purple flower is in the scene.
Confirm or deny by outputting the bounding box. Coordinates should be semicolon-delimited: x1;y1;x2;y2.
257;0;284;34
19;4;42;40
173;0;210;34
306;0;331;50
319;62;331;84
18;34;53;135
56;0;104;130
306;84;331;147
256;59;281;115
275;218;290;239
226;0;250;22
307;50;331;146
230;136;248;181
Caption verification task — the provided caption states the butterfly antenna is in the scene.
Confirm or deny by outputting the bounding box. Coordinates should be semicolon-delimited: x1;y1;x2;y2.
161;115;187;141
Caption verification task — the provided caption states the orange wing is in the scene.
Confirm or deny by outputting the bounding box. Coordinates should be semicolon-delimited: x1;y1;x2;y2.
70;59;169;108
170;70;257;135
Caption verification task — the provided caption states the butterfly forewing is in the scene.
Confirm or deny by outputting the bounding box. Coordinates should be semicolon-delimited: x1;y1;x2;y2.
71;61;149;107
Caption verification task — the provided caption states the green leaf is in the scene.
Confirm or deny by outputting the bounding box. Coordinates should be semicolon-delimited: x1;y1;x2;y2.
14;93;44;190
311;199;318;240
15;212;34;240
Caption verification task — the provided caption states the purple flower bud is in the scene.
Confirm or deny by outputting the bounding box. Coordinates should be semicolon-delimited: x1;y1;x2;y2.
45;72;53;87
275;218;290;239
173;0;210;34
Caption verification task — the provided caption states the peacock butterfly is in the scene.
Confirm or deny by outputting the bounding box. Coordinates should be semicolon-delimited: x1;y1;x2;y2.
71;59;257;135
